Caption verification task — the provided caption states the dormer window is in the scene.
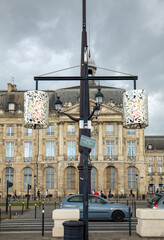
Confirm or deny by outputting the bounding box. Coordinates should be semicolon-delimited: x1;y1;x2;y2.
8;102;16;112
148;144;153;150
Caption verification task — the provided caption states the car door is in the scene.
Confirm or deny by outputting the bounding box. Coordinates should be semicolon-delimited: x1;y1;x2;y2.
88;195;110;219
66;195;83;215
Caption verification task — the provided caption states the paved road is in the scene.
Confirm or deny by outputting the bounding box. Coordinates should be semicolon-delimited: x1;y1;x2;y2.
0;201;143;233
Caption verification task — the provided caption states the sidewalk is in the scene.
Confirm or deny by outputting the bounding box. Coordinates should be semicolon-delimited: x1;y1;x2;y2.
1;232;164;240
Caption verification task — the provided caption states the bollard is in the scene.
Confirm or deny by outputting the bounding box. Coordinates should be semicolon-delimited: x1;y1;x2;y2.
22;202;24;215
35;203;37;218
131;199;133;217
127;200;129;206
134;201;136;218
42;202;44;236
129;207;131;236
9;204;11;219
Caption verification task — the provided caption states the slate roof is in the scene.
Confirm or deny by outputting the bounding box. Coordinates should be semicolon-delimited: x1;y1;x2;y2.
145;136;164;150
0;85;125;111
55;85;125;106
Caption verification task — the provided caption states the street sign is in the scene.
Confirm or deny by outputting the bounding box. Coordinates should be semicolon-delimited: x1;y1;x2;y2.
80;135;96;149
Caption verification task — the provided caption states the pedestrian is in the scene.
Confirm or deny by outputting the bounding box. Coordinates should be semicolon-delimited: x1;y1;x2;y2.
45;189;48;200
94;190;99;196
37;189;40;200
100;190;105;198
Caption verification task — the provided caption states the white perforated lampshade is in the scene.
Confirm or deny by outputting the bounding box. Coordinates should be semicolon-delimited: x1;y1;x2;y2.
123;89;148;129
24;90;49;129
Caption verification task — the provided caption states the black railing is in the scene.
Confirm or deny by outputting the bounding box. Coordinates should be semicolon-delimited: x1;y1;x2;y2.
6;157;14;162
104;155;118;161
46;156;55;161
24;157;32;162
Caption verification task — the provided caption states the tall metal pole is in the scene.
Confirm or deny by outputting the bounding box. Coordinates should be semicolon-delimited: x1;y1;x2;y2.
78;0;92;194
78;1;90;239
6;180;9;214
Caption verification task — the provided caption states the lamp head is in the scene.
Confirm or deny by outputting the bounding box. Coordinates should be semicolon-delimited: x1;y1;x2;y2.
95;88;103;104
55;96;62;112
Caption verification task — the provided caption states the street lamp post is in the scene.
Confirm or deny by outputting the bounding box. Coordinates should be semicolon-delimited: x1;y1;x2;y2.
34;175;36;201
25;1;141;240
136;174;138;200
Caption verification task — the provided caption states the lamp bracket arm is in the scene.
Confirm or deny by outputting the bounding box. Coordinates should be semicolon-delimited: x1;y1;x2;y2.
88;104;100;120
58;111;80;122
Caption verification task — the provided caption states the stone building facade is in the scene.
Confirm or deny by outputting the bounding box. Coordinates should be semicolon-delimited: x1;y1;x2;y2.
0;83;163;199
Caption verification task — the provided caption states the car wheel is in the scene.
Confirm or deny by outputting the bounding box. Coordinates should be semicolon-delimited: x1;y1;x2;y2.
112;211;124;222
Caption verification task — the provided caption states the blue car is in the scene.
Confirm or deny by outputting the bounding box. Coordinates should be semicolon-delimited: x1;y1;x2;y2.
60;194;131;222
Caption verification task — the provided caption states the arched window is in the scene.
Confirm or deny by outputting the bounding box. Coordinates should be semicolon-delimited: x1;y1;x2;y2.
67;167;75;190
24;167;32;189
91;167;96;190
106;167;115;189
46;167;54;189
128;167;136;189
5;167;14;189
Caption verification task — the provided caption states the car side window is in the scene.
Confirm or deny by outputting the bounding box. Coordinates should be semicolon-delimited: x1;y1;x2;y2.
89;196;105;203
68;196;83;202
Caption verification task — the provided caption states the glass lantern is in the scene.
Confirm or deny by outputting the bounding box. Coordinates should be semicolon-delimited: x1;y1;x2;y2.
123;89;148;129
24;90;49;129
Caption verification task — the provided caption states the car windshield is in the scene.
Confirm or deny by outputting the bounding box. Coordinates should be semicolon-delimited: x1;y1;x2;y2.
149;195;161;204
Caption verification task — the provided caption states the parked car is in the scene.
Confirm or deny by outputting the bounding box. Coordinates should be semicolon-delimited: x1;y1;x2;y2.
148;194;164;209
60;194;131;222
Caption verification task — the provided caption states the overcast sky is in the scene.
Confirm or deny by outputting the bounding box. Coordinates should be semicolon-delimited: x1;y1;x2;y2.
0;0;164;136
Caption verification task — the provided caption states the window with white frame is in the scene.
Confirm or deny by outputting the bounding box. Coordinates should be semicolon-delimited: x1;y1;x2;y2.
67;141;76;160
7;126;14;136
67;167;75;189
158;157;162;162
8;103;15;112
128;167;136;189
67;125;75;135
24;167;32;189
6;142;14;161
25;128;32;136
149;165;153;173
106;125;114;135
106;141;115;158
46;141;55;160
5;167;14;189
90;144;96;161
158;165;163;174
127;141;136;160
46;125;54;135
149;156;153;162
127;129;136;135
46;167;54;189
24;142;32;161
91;167;96;190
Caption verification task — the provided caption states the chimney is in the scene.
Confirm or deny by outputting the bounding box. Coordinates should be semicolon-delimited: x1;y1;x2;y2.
8;83;17;92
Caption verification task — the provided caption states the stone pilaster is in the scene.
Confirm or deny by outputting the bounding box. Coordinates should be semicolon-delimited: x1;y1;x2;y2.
98;122;103;161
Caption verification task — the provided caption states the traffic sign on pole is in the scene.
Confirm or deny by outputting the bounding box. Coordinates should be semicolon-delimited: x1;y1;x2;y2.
80;135;96;149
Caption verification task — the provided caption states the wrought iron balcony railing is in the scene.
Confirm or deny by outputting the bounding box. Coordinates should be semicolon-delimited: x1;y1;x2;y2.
24;157;32;162
104;155;118;161
6;157;14;162
46;156;55;161
65;155;78;161
127;156;136;161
